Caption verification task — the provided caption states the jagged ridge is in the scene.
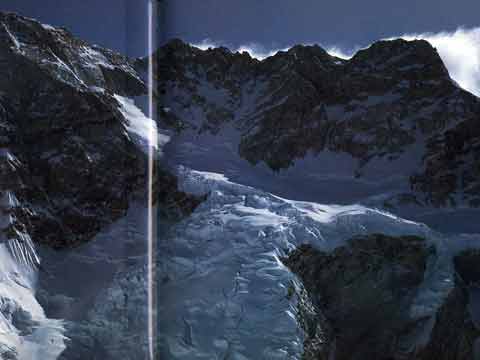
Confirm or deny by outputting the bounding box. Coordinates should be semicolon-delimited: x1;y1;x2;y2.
152;37;480;208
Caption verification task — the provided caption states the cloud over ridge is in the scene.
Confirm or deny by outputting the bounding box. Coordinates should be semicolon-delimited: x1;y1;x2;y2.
192;39;356;63
398;27;480;96
192;27;480;97
192;39;288;60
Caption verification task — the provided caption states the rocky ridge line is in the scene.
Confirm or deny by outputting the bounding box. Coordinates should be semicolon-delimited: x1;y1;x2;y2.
151;38;480;208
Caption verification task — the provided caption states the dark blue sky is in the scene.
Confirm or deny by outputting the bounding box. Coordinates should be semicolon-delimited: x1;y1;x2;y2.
165;0;480;52
2;1;480;56
1;0;149;57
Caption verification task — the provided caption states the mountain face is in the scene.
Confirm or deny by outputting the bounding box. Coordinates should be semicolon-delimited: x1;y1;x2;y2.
0;11;148;249
0;11;202;359
1;10;480;360
0;13;200;248
0;11;151;358
152;38;480;360
284;235;479;360
152;38;480;212
157;168;480;360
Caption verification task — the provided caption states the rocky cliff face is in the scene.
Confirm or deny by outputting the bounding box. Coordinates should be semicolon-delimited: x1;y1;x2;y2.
283;235;480;360
153;38;480;209
0;11;156;359
0;12;200;248
0;11;149;249
0;11;203;359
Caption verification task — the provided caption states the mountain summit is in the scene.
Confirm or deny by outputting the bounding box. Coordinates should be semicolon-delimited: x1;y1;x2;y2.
153;38;480;214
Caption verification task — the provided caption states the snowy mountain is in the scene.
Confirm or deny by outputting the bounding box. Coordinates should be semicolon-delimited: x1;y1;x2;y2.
0;11;147;249
150;38;480;359
0;11;203;359
1;10;480;360
158;168;480;360
0;11;164;358
149;38;480;233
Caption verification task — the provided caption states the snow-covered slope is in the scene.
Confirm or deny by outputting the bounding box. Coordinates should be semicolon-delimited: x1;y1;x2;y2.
0;11;165;359
0;192;66;359
158;167;474;359
37;201;151;360
114;95;169;153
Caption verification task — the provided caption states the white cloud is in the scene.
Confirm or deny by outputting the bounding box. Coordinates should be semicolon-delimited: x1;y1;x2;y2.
236;43;290;60
324;46;357;60
192;28;480;97
192;39;288;60
191;39;220;51
397;28;480;96
192;39;356;61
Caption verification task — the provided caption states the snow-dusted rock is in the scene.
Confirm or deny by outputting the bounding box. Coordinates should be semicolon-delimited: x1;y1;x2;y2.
151;38;480;231
0;11;165;358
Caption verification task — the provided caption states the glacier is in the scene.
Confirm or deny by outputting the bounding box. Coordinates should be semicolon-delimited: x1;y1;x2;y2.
38;201;151;360
0;95;156;359
0;88;476;359
157;166;467;360
1;85;476;359
0;191;66;359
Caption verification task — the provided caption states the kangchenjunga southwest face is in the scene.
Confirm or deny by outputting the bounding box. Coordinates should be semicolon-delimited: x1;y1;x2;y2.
153;36;480;359
0;9;479;360
152;38;480;232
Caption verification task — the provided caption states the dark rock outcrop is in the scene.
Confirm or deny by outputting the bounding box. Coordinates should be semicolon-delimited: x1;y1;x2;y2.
417;283;478;360
283;234;480;360
454;249;480;286
283;234;433;359
417;249;480;360
0;11;148;249
0;12;200;249
157;167;205;220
